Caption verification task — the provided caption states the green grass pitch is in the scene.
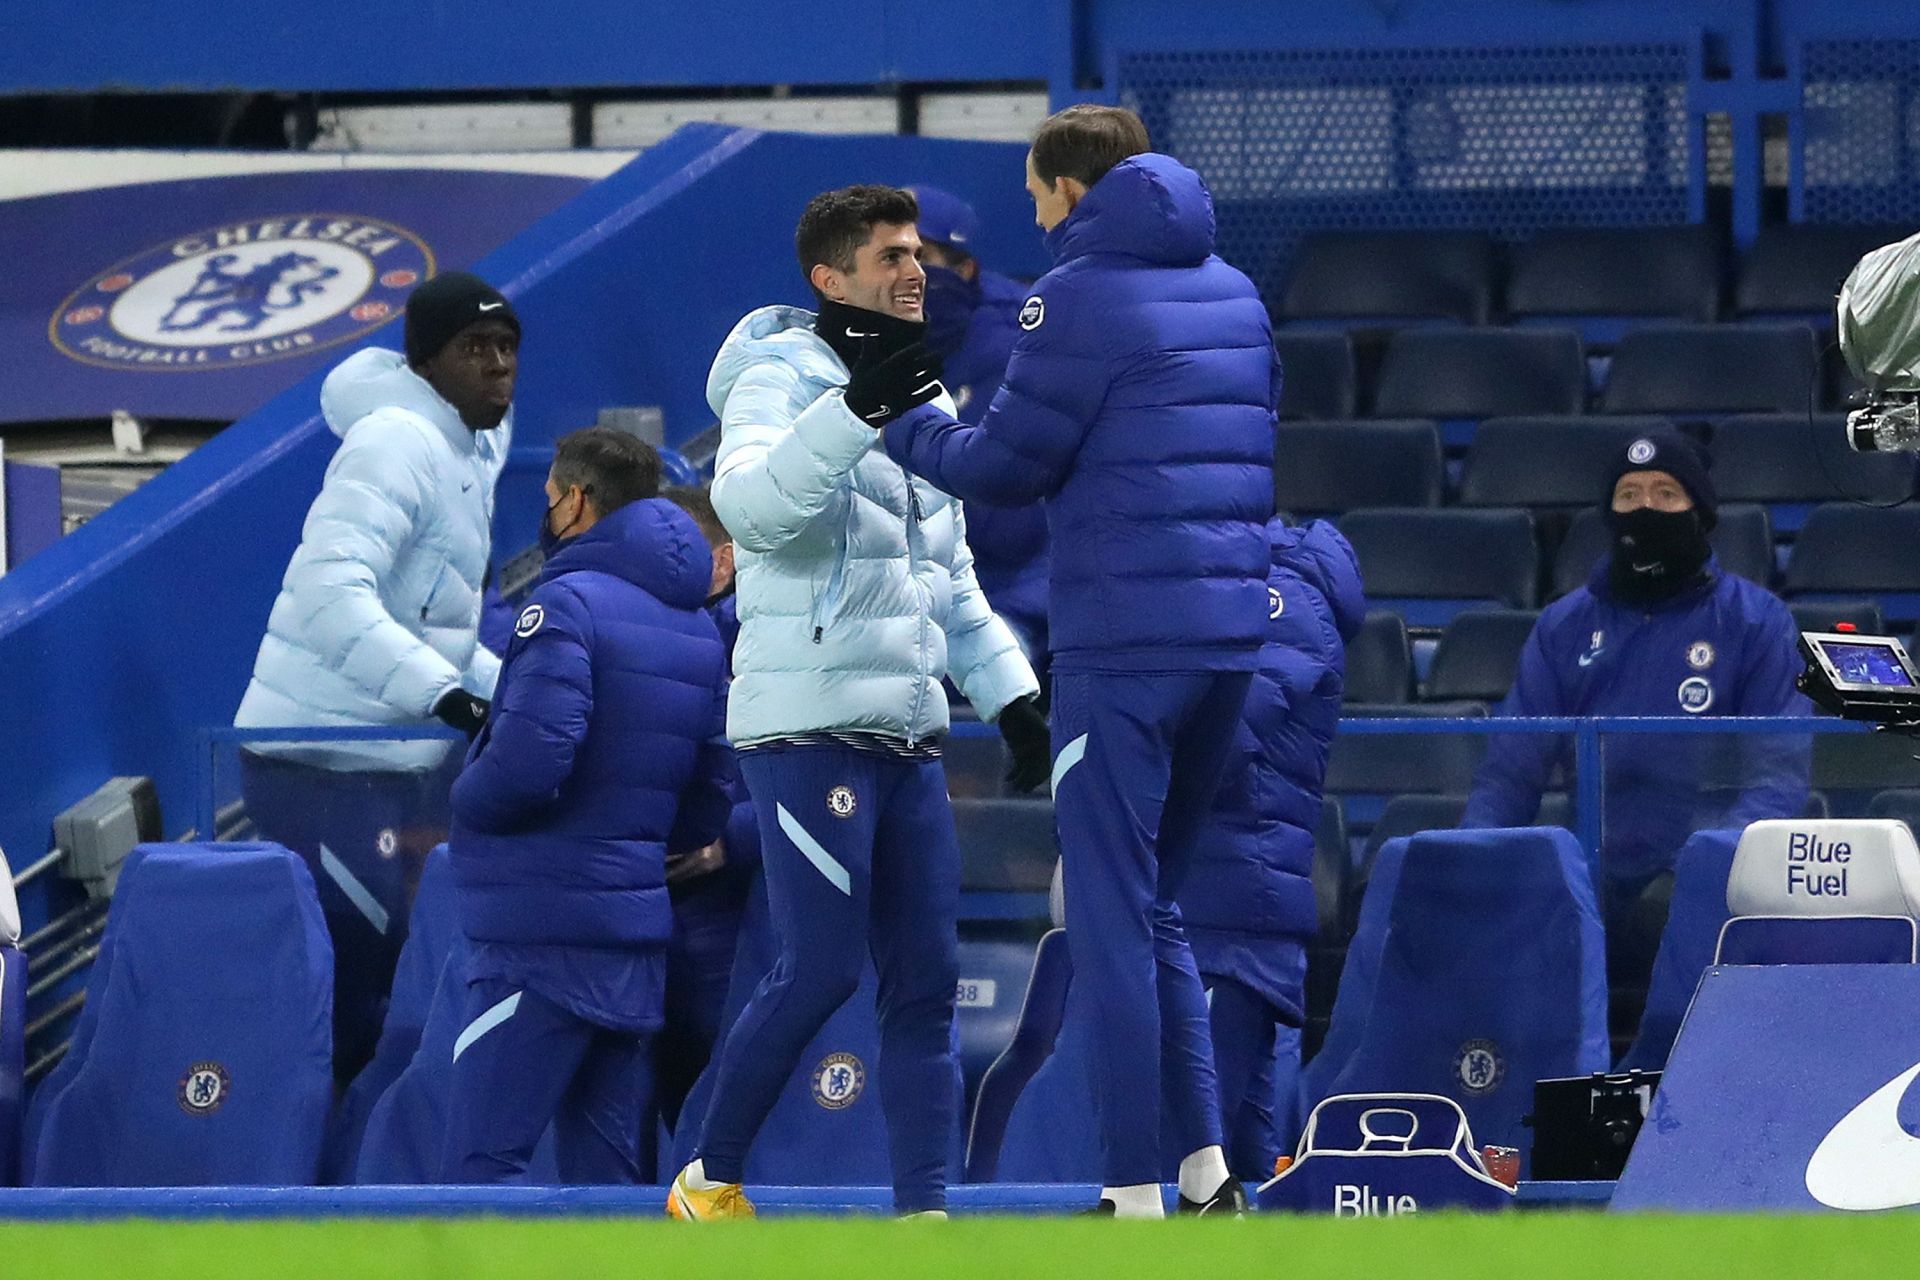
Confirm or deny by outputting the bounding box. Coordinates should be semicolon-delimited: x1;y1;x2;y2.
2;1213;1913;1279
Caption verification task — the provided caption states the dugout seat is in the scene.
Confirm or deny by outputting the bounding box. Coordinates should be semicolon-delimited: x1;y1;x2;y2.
0;848;21;1186
1506;226;1723;345
1457;417;1665;509
1339;508;1538;628
30;844;334;1186
1280;231;1497;327
1617;829;1742;1073
1272;420;1444;514
1785;503;1920;624
1707;818;1920;967
1312;797;1350;940
1601;325;1819;417
1321;828;1610;1166
1344;611;1414;705
1273;330;1359;420
1716;916;1917;965
1423;610;1540;704
1324;704;1489;799
1372;329;1586;440
956;935;1050;1112
964;928;1072;1181
1551;503;1776;598
1298;834;1415;1120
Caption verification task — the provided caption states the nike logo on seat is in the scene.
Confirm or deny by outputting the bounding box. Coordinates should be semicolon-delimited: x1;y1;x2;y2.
1806;1060;1920;1210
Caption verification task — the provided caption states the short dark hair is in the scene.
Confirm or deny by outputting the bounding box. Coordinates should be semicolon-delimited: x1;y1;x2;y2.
664;484;729;548
551;427;661;517
1030;104;1151;189
796;185;920;291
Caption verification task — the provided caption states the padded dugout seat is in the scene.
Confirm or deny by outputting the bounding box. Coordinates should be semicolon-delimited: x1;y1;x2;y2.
1458;417;1666;509
1273;330;1359;420
956;935;1050;1111
30;844;334;1187
1272;420;1444;514
1507;226;1723;345
1710;819;1920;967
1601;325;1819;417
1280;231;1498;327
0;850;21;1187
1424;610;1540;703
1339;508;1538;628
1372;330;1586;441
965;928;1072;1182
1617;829;1742;1072
1345;611;1414;705
1551;503;1776;598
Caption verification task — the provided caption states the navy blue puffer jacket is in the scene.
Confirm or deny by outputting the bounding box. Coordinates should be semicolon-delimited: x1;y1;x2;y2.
884;152;1277;672
449;498;733;951
1179;520;1364;1019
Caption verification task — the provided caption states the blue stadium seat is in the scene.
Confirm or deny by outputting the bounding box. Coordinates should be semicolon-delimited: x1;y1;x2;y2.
1716;915;1917;965
31;844;334;1187
1312;797;1349;940
955;935;1048;1113
1552;503;1775;598
1785;503;1920;623
1272;420;1444;514
964;928;1071;1182
1734;223;1910;326
1298;835;1414;1119
1320;828;1610;1163
1458;417;1664;509
1280;231;1497;327
1273;330;1359;420
1423;610;1540;703
1338;508;1538;628
1325;705;1489;800
0;855;21;1187
1601;325;1819;416
952;797;1055;892
1710;414;1915;532
1789;600;1887;636
1373;330;1586;447
1344;611;1413;705
1618;829;1742;1073
325;844;461;1183
1507;226;1723;345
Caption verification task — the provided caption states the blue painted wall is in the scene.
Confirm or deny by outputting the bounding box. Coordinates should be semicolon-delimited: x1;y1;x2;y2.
0;126;1045;930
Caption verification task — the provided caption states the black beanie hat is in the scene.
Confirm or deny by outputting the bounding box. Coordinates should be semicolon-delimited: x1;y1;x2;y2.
404;272;519;366
1604;426;1717;531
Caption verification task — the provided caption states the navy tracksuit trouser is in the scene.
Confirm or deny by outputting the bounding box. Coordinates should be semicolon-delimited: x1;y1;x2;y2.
694;745;961;1212
1051;669;1251;1187
1204;975;1291;1182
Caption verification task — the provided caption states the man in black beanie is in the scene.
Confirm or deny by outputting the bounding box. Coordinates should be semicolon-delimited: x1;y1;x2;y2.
234;270;521;1078
1461;426;1811;989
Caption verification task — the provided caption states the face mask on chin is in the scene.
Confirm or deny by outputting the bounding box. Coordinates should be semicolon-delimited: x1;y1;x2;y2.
1607;506;1711;605
921;264;979;359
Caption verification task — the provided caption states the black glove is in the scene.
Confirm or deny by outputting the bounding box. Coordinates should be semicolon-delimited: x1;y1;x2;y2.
843;340;944;427
997;695;1051;794
433;688;490;740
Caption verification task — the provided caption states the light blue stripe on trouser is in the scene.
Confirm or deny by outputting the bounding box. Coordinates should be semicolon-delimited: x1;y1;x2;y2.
319;842;391;934
452;991;522;1063
775;803;852;895
1051;733;1089;797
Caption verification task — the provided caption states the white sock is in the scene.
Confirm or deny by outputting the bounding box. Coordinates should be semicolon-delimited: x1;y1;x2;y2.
681;1159;726;1191
1179;1145;1231;1203
1101;1183;1165;1218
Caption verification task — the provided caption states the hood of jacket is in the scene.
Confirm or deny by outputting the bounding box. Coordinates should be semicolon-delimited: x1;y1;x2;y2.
1270;518;1367;643
542;497;714;611
706;305;846;418
1045;152;1217;268
320;346;510;447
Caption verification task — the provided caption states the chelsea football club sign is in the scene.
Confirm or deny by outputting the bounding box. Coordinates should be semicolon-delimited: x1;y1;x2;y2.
51;215;435;371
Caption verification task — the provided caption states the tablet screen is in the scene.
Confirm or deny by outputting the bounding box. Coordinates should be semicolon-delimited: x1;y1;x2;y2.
1816;638;1917;689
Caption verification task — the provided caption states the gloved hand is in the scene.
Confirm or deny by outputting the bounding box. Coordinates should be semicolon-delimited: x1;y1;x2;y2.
433;688;490;740
997;695;1051;794
843;340;944;427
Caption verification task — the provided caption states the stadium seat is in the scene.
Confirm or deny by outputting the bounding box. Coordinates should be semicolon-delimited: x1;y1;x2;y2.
1355;793;1574;907
1273;330;1359;420
965;928;1072;1182
1372;330;1586;445
1734;223;1911;325
952;797;1055;892
1716;915;1917;965
1617;829;1742;1072
1506;225;1723;345
1298;835;1414;1118
1709;414;1915;529
1280;231;1497;327
0;848;20;1187
1785;503;1920;623
1601;325;1819;417
1457;417;1664;509
1423;610;1540;703
31;844;334;1187
1344;611;1414;704
1869;789;1920;833
1325;704;1489;798
1790;599;1887;637
1321;828;1610;1163
1338;508;1538;627
1551;503;1776;598
1272;420;1444;514
956;935;1049;1112
1312;797;1349;940
325;844;461;1183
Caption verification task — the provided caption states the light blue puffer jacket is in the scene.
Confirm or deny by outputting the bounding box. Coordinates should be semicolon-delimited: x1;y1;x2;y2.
235;348;509;769
707;305;1038;745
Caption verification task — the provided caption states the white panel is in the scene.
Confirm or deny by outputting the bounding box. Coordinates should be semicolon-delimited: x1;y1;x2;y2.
0;148;639;201
311;103;576;153
917;91;1051;143
593;96;899;149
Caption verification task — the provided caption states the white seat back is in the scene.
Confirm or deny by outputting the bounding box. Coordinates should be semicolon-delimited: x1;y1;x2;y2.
0;846;19;946
1728;819;1920;918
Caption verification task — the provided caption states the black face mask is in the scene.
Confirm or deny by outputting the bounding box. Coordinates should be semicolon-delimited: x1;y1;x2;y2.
1608;507;1712;606
815;298;925;368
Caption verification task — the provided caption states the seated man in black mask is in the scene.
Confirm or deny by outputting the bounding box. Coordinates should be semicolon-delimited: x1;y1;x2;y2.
1462;429;1810;973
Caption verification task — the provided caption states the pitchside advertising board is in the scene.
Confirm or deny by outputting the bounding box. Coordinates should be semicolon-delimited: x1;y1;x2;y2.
0;169;589;423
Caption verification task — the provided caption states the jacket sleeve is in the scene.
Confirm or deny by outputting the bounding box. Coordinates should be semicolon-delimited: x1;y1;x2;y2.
1726;600;1814;825
943;501;1041;721
463;643;503;699
450;588;594;834
710;360;874;554
1461;622;1566;829
668;655;737;856
284;418;464;716
882;278;1109;505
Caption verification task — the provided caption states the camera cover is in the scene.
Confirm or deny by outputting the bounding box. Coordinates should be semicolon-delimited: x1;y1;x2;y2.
1839;229;1920;393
